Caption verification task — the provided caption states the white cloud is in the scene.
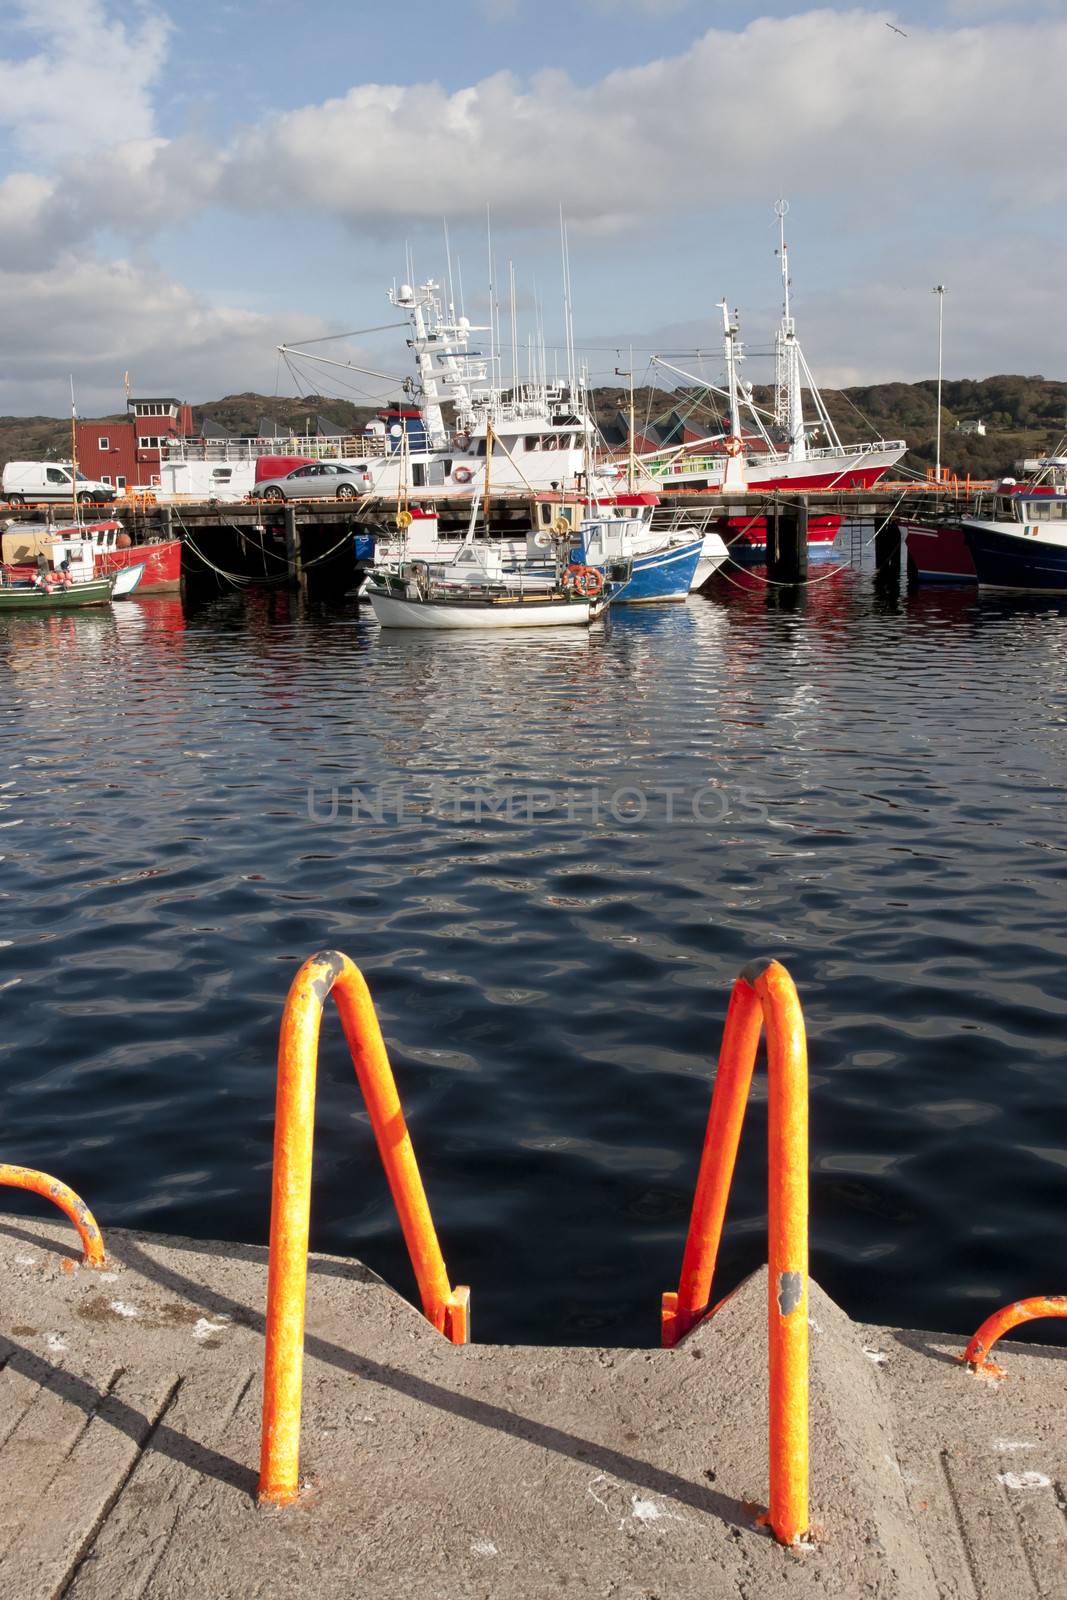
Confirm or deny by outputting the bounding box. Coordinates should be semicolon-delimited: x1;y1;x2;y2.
0;1;171;164
5;9;1067;253
2;5;1067;403
150;11;1067;230
0;255;336;414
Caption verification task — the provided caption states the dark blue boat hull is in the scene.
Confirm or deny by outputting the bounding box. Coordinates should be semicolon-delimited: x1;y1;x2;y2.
964;523;1067;592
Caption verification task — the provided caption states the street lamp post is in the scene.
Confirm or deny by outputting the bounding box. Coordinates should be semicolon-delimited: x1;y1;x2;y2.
933;284;945;484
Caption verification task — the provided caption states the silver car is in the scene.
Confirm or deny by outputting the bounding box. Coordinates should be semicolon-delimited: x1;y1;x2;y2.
251;462;372;502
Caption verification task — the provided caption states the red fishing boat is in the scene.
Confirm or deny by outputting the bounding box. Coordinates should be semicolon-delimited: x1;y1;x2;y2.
3;520;180;593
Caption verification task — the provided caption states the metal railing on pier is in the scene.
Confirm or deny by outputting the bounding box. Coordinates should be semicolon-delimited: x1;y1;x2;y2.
662;958;810;1547
0;1163;105;1265
258;950;468;1507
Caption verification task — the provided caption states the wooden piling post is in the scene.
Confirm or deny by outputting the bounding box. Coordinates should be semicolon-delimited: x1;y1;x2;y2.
284;506;304;591
875;519;902;591
767;500;808;586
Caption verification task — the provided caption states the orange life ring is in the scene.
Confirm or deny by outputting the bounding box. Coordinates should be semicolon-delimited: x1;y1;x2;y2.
567;564;604;598
453;465;473;485
453;431;471;452
723;435;745;458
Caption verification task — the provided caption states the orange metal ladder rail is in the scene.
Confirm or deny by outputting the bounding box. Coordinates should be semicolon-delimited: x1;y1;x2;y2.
963;1296;1067;1376
661;958;809;1547
0;1163;106;1266
259;950;468;1506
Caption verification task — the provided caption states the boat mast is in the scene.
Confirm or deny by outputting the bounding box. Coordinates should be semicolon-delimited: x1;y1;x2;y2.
774;200;807;461
69;376;79;526
718;301;743;440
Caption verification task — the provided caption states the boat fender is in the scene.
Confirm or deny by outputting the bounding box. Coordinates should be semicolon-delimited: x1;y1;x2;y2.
723;436;745;458
453;466;473;485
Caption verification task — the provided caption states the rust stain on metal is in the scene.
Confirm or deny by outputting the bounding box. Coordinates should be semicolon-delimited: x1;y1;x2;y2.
738;957;778;987
308;950;345;1003
777;1271;804;1317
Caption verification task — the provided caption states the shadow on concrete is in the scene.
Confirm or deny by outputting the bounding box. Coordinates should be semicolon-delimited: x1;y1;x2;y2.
91;1229;754;1532
0;1338;258;1497
888;1326;1067;1369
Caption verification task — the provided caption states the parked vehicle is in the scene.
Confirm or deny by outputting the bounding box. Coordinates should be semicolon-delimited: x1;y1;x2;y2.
249;462;372;502
2;461;116;506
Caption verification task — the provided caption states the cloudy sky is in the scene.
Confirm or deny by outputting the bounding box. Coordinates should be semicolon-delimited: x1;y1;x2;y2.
1;0;1064;416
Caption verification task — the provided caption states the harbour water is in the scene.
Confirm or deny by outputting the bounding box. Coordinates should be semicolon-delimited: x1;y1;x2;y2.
1;568;1065;1345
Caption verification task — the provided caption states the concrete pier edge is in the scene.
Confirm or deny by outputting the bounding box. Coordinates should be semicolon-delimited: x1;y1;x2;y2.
0;1213;1062;1598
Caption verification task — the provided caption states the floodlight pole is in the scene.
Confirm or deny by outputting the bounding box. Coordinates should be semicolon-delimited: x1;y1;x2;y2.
933;284;946;483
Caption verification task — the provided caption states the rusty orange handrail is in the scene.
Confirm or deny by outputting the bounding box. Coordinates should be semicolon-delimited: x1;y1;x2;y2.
258;950;469;1506
963;1296;1067;1375
0;1163;105;1265
661;959;809;1546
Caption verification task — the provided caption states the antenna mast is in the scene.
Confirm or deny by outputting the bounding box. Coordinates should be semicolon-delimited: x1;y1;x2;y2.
718;300;743;440
773;199;807;459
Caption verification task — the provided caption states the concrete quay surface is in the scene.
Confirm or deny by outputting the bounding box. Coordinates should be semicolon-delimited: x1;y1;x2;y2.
0;1213;1062;1600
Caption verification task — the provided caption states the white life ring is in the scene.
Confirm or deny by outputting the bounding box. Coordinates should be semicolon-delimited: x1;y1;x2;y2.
532;529;553;550
453;431;471;452
453;465;473;485
723;435;745;458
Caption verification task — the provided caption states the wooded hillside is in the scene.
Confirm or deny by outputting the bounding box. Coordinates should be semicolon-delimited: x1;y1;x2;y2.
2;376;1065;481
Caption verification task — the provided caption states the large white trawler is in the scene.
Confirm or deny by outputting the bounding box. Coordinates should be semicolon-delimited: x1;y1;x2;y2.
157;274;614;503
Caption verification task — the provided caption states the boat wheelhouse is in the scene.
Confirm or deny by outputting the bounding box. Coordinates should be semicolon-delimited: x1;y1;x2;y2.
961;465;1067;592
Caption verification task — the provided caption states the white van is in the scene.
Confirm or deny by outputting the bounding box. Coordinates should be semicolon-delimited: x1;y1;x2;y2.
2;461;117;505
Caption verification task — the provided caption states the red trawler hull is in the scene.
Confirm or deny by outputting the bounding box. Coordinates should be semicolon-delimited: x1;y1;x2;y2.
96;539;181;593
901;521;976;582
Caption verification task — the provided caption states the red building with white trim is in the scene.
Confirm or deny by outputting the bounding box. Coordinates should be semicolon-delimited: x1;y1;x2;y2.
75;397;194;492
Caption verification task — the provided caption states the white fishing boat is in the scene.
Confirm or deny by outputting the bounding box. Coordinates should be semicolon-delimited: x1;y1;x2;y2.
365;541;611;630
365;492;728;593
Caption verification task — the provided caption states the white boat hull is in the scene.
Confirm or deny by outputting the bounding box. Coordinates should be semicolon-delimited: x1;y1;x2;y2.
691;533;730;589
368;589;601;629
111;561;146;599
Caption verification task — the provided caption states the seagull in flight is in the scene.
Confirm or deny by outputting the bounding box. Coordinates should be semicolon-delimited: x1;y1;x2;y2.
886;21;908;36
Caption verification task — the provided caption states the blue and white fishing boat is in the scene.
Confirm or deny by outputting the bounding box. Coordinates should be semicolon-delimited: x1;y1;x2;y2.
962;461;1067;592
569;514;705;603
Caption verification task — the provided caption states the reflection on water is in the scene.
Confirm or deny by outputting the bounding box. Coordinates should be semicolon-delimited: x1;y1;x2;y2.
1;570;1065;1344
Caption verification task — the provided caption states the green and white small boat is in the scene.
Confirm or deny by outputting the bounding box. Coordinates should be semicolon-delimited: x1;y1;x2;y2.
0;573;116;611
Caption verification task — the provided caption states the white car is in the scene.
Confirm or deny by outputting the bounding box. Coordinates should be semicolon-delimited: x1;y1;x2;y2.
250;462;372;502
